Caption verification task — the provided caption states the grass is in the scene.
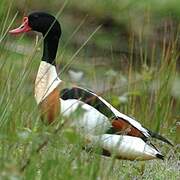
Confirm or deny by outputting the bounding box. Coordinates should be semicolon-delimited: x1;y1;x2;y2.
0;1;180;179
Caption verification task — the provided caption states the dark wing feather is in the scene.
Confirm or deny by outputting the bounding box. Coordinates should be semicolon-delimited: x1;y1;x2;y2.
60;86;173;146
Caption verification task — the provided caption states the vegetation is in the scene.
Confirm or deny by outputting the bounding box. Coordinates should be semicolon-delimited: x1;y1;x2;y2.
0;0;179;179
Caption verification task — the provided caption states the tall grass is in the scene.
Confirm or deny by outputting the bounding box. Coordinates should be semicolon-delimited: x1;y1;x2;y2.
0;1;179;179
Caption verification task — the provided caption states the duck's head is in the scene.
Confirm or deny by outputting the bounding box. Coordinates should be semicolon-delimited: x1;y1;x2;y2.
9;12;61;65
9;12;61;37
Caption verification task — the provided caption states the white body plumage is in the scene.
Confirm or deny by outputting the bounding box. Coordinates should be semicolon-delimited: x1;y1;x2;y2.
35;61;163;160
60;98;162;160
86;134;160;160
35;61;61;104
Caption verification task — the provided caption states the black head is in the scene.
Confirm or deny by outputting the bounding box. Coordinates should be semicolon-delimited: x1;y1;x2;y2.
10;12;62;65
28;12;61;37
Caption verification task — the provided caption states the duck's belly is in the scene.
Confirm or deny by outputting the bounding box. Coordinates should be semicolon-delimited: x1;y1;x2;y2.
60;98;111;135
60;99;161;160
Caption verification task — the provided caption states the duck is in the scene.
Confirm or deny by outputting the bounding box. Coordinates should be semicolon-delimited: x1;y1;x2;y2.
9;12;173;161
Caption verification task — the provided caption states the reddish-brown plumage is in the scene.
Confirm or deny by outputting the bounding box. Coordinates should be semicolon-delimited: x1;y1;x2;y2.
39;88;60;124
112;119;144;138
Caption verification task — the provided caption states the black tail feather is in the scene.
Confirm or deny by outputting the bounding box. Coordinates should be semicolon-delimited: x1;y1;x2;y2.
149;143;164;160
148;130;173;146
156;153;164;160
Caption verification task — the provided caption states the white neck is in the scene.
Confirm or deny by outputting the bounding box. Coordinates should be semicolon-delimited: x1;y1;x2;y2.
34;61;61;104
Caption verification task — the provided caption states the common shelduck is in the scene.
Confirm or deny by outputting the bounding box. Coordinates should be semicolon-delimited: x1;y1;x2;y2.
9;12;172;161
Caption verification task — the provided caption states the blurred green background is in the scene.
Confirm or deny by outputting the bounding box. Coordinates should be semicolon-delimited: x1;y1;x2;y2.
2;0;180;67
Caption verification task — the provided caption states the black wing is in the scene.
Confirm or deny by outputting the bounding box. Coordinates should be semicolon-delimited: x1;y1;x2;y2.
60;86;173;146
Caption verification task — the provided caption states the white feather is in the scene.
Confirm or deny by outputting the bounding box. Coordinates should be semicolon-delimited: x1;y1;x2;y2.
35;61;61;104
60;93;162;160
60;99;111;135
86;134;161;160
81;87;150;137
